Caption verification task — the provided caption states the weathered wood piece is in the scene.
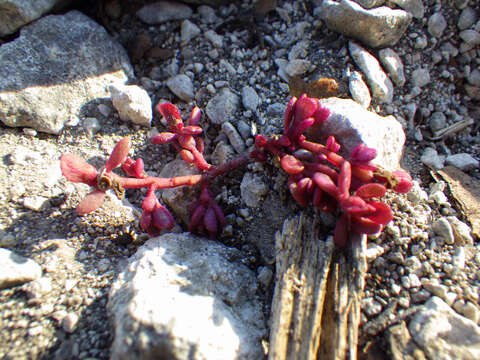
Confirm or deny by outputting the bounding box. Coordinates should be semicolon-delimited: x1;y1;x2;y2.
269;213;367;360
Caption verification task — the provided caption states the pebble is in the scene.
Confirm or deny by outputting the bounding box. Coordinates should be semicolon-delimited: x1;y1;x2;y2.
241;86;259;112
204;30;223;48
221;122;245;153
22;127;37;136
378;48;406;86
82;117;101;135
420;147;444;169
429;111;447;133
206;88;239;125
0;248;42;289
362;297;383;317
428;12;448;38
23;196;49;212
458;7;477;30
452;247;466;270
166;74;194;102
240;172;268;208
348;70;371;108
468;68;480;86
432;217;455;244
61;312;80;334
136;1;192;24
401;273;421;289
197;5;216;24
405;256;423;276
285;59;311;77
365;243;385;262
257;266;273;288
180;19;200;44
349;41;393;103
24;277;52;299
390;0;425;19
406;181;428;204
459;30;480;52
447;217;474;245
109;84;152;127
411;67;431;87
445;153;479;171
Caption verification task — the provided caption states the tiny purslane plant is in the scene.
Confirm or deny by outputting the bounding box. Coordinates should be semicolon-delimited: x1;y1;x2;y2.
60;94;413;248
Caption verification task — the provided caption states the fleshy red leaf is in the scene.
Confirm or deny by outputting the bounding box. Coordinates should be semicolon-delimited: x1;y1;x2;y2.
350;143;377;163
340;196;375;216
60;154;98;186
152;132;177;145
294;95;318;122
284;96;297;132
177;134;196;151
182;125;203;135
210;201;227;229
76;190;105;215
132;158;145;178
195;137;205;154
289;179;309;207
334;213;349;249
288;117;315;141
188;106;201;126
350;216;382;234
326;136;340;153
190;203;206;231
312;187;323;207
255;135;267;148
338;161;352;199
140;211;152;232
365;201;393;225
281;155;304;175
313;172;338;198
142;192;157;212
312;105;330;125
152;205;174;229
392;171;413;194
105;138;131;172
356;183;387;199
158;103;182;131
180;149;195;164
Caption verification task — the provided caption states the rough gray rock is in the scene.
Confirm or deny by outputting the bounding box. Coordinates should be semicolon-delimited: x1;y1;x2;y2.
378;48;406;87
241;86;259;112
136;1;193;24
206;88;240;125
109;84;152;127
349;41;394;103
0;248;42;289
166;74;195;102
348;70;371;108
390;0;425;19
308;97;406;170
428;12;448;38
458;7;477;30
420;147;444;169
355;0;385;8
445;153;479;171
240;172;269;208
0;0;61;36
409;296;480;360
108;233;266;360
180;19;201;44
0;11;132;134
320;0;411;48
411;68;431;88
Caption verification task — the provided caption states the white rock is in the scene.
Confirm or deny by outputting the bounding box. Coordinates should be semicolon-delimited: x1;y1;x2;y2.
401;273;421;289
432;217;455;244
166;74;194;102
445;153;479;171
109;84;152;127
447;217;474;246
411;68;431;88
23;196;50;212
452;247;466;270
468;69;480;86
0;248;42;289
378;48;406;86
61;312;79;334
420;147;444;170
409;297;480;360
108;234;266;360
180;19;201;44
362;297;383;317
348;70;371;108
349;41;394;103
407;181;428;204
428;12;448;38
240;172;268;208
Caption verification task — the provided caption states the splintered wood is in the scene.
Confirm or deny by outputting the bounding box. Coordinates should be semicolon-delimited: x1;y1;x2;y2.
269;214;367;360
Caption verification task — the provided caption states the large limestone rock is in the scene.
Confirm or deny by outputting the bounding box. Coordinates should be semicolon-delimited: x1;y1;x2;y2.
308;97;406;170
0;0;62;36
0;11;133;134
108;233;266;360
320;0;412;48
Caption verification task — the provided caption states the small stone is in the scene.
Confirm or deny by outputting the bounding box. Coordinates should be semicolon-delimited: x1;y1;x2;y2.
401;273;421;289
432;217;455;244
180;19;200;44
407;181;428;204
82;117;101;135
204;30;223;48
222;122;245;154
198;5;217;24
206;88;239;125
166;74;194;102
414;36;428;50
109;84;152;127
429;112;447;133
365;243;385;262
22;128;37;136
405;256;422;276
362;297;382;317
24;277;52;299
458;7;477;30
61;312;79;333
422;279;449;300
388;251;404;265
462;302;480;324
0;249;42;289
459;30;480;52
420;147;444;170
285;59;311;77
447;217;474;245
136;1;192;24
23;196;49;212
411;68;430;88
241;86;259;112
390;0;424;19
428;12;447;38
348;70;371;108
240;172;268;208
452;247;466;270
257;266;273;288
468;69;480;86
378;48;406;86
445;153;479;171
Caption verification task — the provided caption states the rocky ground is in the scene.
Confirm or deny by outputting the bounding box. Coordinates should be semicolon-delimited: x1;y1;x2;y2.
0;0;479;359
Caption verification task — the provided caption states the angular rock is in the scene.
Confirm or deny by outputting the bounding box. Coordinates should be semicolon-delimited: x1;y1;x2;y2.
348;70;371;108
428;12;448;38
109;84;152;127
166;74;195;102
307;97;406;170
206;88;239;125
222;121;245;153
108;233;266;360
409;296;480;360
458;7;477;30
320;0;411;48
388;322;426;360
241;86;259;112
420;147;444;170
390;0;424;19
0;248;42;289
136;1;193;24
0;11;132;134
411;68;431;88
0;0;61;36
445;153;479;171
432;217;455;244
240;172;269;208
180;19;201;44
349;41;394;103
378;48;406;87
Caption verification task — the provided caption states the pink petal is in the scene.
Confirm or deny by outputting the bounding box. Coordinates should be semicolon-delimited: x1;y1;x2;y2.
334;213;349;249
152;205;174;229
76;190;105;215
365;201;393;225
152;132;177;144
356;183;387;199
281;155;304;175
338;161;352;199
188;106;202;126
60;154;98;186
105;138;131;172
313;172;338;198
284;96;297;132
